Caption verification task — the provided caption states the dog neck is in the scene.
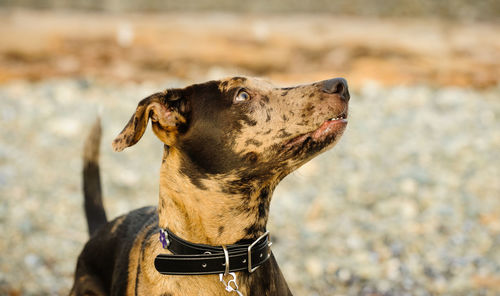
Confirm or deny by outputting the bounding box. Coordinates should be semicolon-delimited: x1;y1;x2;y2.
157;147;274;246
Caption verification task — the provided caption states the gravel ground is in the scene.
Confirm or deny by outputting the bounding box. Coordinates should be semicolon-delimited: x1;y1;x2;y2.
0;78;499;295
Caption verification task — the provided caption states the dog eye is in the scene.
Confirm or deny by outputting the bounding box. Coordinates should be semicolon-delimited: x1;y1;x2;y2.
234;90;250;103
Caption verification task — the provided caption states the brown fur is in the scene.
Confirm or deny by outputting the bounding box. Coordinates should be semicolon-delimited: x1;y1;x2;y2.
71;76;349;295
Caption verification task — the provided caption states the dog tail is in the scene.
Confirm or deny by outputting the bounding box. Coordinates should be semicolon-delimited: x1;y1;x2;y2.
83;117;107;236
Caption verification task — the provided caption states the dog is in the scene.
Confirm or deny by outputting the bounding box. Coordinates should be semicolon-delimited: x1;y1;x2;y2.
70;76;350;296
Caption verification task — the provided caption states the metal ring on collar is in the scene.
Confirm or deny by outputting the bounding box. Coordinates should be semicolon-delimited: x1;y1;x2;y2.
222;245;229;276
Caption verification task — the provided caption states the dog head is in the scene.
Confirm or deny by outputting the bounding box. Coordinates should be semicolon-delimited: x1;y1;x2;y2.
113;76;349;189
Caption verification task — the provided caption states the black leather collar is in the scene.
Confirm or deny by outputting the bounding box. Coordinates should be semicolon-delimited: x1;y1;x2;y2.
154;228;272;275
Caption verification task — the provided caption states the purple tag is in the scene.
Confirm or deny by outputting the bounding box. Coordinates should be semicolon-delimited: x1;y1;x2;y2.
159;230;168;249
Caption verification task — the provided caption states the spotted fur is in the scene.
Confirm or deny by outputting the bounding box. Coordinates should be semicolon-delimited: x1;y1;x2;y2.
71;76;350;295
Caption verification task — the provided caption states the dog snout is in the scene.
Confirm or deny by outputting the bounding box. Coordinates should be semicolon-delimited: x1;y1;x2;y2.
321;78;350;102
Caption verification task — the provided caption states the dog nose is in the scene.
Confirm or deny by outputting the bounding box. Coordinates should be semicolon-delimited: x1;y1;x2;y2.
321;78;350;102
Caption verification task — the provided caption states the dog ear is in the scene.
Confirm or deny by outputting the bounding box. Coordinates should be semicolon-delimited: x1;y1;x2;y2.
112;93;186;152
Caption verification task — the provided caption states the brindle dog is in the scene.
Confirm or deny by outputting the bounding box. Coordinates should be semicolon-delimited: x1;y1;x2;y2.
70;76;350;296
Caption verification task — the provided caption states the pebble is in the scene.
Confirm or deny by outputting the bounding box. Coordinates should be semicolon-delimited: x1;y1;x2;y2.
24;254;41;268
337;268;352;283
306;258;324;277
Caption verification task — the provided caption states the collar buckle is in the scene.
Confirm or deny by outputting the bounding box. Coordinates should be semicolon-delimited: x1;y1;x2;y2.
247;230;270;273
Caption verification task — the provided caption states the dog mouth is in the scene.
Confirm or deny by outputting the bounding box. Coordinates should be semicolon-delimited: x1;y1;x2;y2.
284;110;348;149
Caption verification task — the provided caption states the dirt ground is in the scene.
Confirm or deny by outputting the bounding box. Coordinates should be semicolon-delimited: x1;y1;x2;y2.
0;10;499;88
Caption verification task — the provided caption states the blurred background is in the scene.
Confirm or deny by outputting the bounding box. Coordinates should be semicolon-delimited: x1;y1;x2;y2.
0;1;499;295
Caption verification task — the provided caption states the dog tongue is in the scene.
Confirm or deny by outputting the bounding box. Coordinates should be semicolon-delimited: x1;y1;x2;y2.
312;120;335;140
312;119;346;140
285;118;347;148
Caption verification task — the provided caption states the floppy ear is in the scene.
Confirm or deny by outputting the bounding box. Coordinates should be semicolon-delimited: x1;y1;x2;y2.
112;93;186;152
